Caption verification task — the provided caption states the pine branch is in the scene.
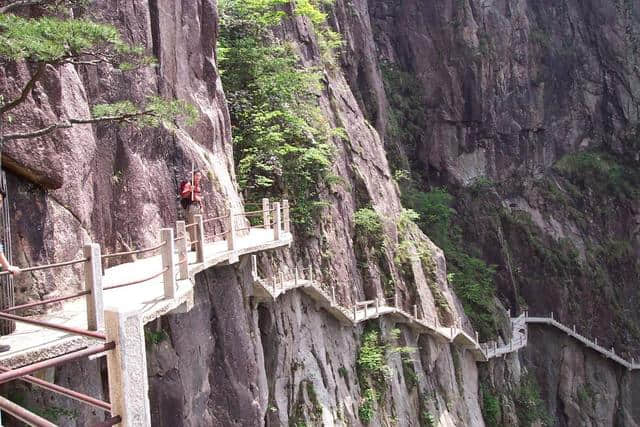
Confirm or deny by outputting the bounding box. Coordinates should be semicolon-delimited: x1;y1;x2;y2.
2;121;70;140
0;63;45;115
2;110;156;140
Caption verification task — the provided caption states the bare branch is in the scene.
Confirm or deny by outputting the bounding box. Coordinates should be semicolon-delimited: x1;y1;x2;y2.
0;0;48;13
3;121;71;141
2;110;156;140
0;63;45;115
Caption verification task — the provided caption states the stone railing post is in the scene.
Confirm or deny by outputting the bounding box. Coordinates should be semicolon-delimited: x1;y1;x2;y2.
308;262;313;282
262;198;271;230
194;214;205;263
375;298;379;316
84;243;104;331
595;337;598;346
394;293;398;308
353;305;357;321
331;285;336;304
273;202;281;241
413;304;417;319
160;228;177;299
105;308;151;426
226;209;236;251
475;331;479;344
550;311;554;320
363;303;368;319
283;199;290;234
176;221;188;281
294;267;299;286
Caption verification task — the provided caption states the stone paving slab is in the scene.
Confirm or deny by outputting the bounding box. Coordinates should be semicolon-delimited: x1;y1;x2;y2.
0;229;292;368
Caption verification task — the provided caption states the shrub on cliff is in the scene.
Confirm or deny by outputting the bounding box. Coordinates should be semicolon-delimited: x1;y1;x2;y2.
219;0;341;231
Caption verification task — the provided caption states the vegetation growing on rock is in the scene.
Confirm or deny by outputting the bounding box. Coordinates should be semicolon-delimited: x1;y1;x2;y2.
218;0;342;231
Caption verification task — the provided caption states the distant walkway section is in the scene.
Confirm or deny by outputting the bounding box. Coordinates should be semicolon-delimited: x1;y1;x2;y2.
252;260;640;371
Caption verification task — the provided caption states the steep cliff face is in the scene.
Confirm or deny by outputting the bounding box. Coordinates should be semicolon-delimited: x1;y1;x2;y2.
2;0;486;426
4;0;639;425
3;0;237;306
336;0;640;424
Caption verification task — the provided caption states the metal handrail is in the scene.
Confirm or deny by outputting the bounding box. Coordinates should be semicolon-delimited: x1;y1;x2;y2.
1;289;91;313
101;241;167;260
0;342;115;385
103;267;169;291
0;365;111;411
0;311;106;340
0;257;89;277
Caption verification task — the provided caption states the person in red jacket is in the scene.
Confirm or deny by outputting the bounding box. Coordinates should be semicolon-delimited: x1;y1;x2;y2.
180;171;204;251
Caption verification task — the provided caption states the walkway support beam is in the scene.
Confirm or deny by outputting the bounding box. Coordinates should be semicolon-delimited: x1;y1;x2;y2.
176;221;189;280
84;243;104;331
160;228;177;299
105;308;151;427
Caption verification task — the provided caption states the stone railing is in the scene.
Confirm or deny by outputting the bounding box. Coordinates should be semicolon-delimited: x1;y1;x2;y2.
0;199;293;426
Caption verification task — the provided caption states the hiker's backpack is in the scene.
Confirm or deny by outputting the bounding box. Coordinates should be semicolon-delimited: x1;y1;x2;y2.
178;180;191;209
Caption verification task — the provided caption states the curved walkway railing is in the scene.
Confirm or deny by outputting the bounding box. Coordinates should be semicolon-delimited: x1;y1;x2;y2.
0;198;291;426
250;257;520;362
251;258;640;370
525;313;640;370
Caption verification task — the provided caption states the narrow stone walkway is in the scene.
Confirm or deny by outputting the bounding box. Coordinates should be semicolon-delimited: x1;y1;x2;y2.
252;261;640;369
252;262;498;362
526;316;640;370
0;228;293;369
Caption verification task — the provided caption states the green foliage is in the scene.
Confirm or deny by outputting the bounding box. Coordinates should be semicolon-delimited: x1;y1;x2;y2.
481;384;502;427
421;411;436;427
354;207;384;250
380;63;428;172
145;329;168;347
447;252;498;339
92;97;198;128
357;327;388;381
219;0;337;231
0;9;197;134
7;390;77;423
554;151;639;199
399;180;499;338
0;13;148;66
358;387;377;423
515;374;551;427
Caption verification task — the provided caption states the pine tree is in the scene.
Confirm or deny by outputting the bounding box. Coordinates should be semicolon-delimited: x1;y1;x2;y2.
0;0;197;144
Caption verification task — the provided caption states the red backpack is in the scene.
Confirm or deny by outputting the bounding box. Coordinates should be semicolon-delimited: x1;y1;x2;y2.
178;181;191;209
